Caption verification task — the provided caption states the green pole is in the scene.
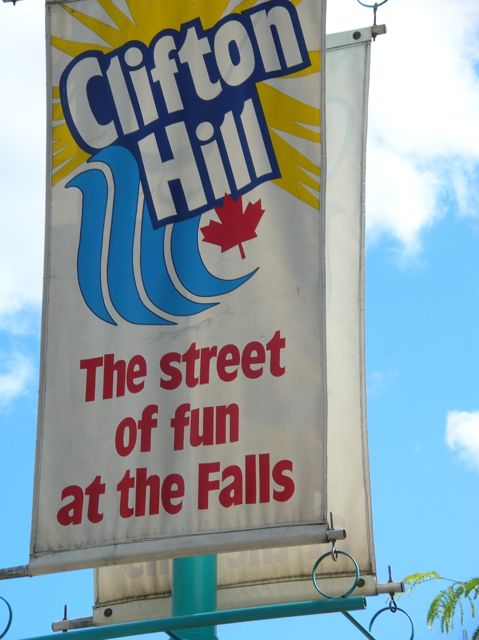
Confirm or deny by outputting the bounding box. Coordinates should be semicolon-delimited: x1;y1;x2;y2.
172;555;219;640
23;598;368;640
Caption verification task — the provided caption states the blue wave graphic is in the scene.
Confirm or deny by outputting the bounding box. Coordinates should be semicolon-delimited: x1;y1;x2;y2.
171;215;257;297
97;147;175;325
68;145;258;325
70;168;115;325
140;201;215;316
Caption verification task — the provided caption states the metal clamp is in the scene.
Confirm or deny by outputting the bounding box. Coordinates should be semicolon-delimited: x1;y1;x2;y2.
368;566;415;639
356;0;390;40
386;565;399;611
325;512;347;558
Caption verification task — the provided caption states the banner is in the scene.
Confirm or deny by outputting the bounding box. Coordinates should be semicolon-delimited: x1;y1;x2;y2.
31;0;328;572
94;27;375;619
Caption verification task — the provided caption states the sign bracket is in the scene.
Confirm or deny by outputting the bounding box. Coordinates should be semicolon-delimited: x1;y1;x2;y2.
21;597;368;640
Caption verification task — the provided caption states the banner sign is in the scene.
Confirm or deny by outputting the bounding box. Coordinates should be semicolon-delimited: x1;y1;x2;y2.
31;0;327;572
94;28;375;617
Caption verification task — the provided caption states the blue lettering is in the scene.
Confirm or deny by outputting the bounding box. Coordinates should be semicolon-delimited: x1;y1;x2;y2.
59;0;310;227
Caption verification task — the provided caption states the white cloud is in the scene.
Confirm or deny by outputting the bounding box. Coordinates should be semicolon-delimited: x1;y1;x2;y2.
0;0;478;322
0;305;40;336
0;350;35;409
450;159;479;218
328;0;479;255
0;1;46;321
368;369;397;396
366;148;440;254
446;411;479;470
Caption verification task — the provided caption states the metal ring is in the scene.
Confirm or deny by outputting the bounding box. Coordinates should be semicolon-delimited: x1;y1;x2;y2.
369;606;414;640
357;0;389;8
311;550;360;599
0;597;13;639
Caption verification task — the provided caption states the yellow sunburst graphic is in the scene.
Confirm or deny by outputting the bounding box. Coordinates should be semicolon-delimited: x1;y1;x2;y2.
51;0;321;208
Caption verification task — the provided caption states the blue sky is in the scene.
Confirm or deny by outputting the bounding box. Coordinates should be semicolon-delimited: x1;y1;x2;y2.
1;0;479;639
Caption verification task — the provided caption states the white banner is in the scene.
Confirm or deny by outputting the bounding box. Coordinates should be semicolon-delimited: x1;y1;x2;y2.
94;27;376;619
31;0;328;572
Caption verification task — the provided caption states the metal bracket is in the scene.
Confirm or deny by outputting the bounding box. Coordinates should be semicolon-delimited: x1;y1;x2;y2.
0;566;31;582
342;611;377;639
325;528;347;543
371;24;387;40
357;0;389;40
46;598;367;640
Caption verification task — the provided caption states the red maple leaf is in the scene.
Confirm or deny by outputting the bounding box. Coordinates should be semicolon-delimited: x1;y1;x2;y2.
201;194;264;259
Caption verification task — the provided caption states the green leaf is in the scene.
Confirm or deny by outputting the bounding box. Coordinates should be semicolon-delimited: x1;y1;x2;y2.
426;580;479;633
403;571;442;587
405;572;479;635
403;571;442;595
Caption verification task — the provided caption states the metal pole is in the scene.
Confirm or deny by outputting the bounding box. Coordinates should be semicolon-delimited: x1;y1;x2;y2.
172;555;218;640
341;612;377;639
21;597;367;640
